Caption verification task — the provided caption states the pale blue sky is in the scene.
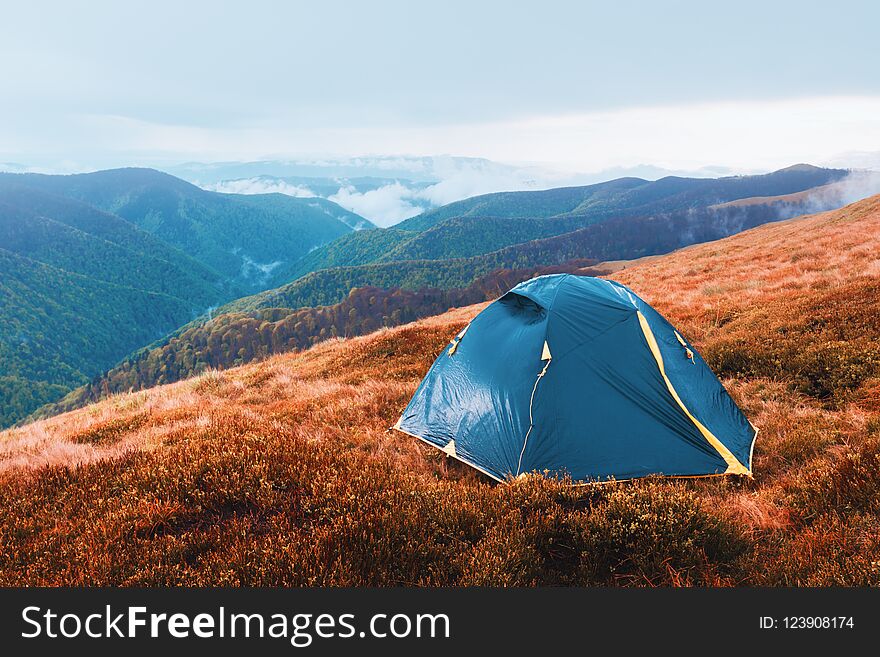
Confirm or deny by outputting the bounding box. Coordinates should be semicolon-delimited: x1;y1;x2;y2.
1;0;879;172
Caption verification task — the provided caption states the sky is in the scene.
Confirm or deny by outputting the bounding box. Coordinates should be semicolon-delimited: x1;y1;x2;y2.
1;0;879;177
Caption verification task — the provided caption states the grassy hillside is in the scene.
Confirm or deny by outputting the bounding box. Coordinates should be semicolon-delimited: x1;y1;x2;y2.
0;168;370;290
1;195;878;586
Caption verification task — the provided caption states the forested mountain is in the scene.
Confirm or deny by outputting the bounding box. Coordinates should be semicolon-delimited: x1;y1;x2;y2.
395;176;645;231
284;228;414;280
32;178;849;419
393;163;845;232
0;184;232;426
0;186;228;301
0;248;212;427
226;193;834;315
0;171;370;427
297;165;847;273
9;164;859;426
35;261;599;416
0;168;372;290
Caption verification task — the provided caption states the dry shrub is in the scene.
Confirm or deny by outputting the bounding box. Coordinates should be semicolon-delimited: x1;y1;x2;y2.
746;513;880;586
0;429;748;587
68;412;150;445
787;439;880;520
579;482;748;586
701;282;880;405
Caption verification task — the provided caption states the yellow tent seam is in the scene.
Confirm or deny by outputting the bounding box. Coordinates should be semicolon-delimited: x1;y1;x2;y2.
636;311;750;476
447;323;470;356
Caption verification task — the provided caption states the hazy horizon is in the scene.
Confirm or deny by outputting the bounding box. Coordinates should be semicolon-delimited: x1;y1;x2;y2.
2;0;879;175
3;0;880;224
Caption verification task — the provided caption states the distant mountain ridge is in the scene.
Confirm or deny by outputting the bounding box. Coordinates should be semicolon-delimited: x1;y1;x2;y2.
295;164;848;275
0;168;373;290
393;163;844;231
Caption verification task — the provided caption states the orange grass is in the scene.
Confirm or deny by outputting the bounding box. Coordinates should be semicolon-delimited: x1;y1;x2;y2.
1;197;879;586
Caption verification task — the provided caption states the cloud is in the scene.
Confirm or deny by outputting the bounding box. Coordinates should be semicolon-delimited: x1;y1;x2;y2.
7;95;880;178
328;183;424;226
413;164;551;207
191;155;741;227
321;158;581;225
795;170;880;214
823;150;880;171
204;177;316;197
187;150;880;228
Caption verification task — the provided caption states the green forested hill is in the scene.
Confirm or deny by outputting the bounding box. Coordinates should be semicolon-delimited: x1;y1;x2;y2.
394;177;646;231
296;165;848;274
228;199;794;314
0;248;205;427
0;168;371;290
0;188;228;302
282;228;414;281
0;185;230;426
0;171;370;427
394;164;846;232
13;164;855;426
378;214;589;261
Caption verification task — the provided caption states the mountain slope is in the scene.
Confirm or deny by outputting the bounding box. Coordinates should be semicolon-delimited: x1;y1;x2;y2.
0;168;371;290
394;177;646;231
393;164;846;232
284;228;414;281
0;185;230;427
0;248;206;427
34;261;599;415
30;191;876;422
224;194;825;315
5;165;856;428
295;165;848;275
1;195;878;586
0;186;227;301
0;169;373;426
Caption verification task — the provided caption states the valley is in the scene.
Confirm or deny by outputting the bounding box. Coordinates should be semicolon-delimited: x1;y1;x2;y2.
0;170;370;426
25;164;859;422
1;194;878;585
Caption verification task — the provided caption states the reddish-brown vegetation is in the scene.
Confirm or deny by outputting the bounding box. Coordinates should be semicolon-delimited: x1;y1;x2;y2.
1;196;879;586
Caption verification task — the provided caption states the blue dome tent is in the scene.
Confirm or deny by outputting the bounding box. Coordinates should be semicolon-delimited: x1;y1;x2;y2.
394;274;757;483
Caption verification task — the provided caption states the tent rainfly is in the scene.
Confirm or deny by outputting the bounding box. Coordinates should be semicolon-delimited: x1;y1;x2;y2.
394;274;757;483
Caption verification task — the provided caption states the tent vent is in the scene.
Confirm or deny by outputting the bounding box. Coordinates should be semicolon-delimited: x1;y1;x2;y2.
448;324;470;356
674;331;695;363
